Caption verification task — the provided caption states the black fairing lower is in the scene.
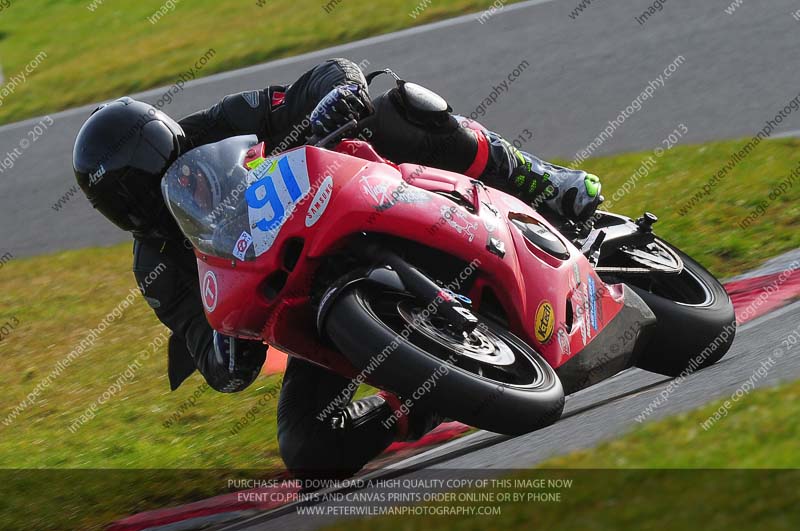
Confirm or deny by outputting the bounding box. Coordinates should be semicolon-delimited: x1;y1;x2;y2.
556;285;657;395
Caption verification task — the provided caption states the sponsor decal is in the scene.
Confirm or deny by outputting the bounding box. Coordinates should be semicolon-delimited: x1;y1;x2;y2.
572;283;592;345
441;205;478;242
245;150;312;255
360;175;429;211
360;175;391;207
572;263;581;286
202;270;219;313
232;231;253;261
271;90;286;108
557;327;571;357
534;300;555;343
588;276;598;331
305;175;333;227
245;157;266;170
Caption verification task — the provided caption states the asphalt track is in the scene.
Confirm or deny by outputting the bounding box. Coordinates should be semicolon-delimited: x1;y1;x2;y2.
205;298;800;531
3;0;800;256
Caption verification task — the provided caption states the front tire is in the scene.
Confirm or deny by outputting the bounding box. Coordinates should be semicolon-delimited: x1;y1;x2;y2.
325;286;565;436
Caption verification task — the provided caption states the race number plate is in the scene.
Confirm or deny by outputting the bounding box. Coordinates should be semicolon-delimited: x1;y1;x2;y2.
244;149;311;256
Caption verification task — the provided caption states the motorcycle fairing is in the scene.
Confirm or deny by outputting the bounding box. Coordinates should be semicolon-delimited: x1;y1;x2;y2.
170;138;649;379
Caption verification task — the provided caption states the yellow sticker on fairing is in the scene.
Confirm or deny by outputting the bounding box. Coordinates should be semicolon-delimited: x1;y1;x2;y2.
535;300;555;343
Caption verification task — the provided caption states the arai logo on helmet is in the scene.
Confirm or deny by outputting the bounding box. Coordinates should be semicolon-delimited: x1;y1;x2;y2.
305;175;334;227
89;164;106;185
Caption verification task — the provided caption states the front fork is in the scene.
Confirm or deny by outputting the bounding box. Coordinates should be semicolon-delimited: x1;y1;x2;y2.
315;246;479;337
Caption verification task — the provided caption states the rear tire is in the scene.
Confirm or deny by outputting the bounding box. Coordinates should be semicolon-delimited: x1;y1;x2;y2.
325;286;565;436
627;244;736;377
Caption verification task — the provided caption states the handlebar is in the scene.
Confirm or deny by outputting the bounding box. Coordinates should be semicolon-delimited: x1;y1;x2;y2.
307;119;361;149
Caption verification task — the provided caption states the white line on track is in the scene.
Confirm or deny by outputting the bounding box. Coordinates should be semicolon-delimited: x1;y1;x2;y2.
0;0;559;134
773;129;800;138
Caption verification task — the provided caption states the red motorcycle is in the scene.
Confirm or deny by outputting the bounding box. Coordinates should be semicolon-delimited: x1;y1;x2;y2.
163;120;735;435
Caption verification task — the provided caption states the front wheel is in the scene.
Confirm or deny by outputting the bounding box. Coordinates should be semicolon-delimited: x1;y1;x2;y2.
324;286;565;436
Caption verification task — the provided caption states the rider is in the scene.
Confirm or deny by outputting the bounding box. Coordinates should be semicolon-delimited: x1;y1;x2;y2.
72;58;601;477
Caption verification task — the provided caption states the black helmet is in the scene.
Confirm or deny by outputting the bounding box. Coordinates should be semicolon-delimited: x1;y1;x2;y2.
73;97;187;239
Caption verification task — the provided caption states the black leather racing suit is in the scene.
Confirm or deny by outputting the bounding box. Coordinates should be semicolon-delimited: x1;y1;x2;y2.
136;58;566;477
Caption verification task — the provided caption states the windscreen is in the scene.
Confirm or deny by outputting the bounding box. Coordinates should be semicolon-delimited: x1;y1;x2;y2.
162;135;257;259
162;135;313;261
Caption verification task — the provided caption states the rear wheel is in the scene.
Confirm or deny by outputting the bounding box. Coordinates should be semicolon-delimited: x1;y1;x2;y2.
603;240;736;377
325;286;564;436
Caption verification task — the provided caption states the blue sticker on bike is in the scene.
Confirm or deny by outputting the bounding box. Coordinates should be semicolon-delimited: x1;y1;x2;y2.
245;150;311;255
588;276;598;331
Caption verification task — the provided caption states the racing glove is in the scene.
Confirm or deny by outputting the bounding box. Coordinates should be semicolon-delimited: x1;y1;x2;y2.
310;84;374;137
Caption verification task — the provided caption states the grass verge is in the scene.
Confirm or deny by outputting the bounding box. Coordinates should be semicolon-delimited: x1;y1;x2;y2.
0;0;517;124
